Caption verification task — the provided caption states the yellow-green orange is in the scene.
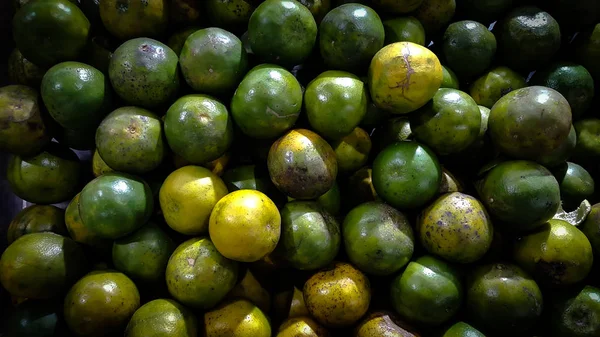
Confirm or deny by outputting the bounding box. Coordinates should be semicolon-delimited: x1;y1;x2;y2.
125;299;198;337
383;17;426;46
331;127;371;173
204;299;271;337
469;66;527;109
7;205;67;244
92;149;113;177
276;316;329;337
99;0;167;40
442;20;497;78
65;193;111;250
355;311;420;337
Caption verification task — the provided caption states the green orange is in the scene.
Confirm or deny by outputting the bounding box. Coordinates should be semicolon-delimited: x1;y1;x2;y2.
7;205;67;244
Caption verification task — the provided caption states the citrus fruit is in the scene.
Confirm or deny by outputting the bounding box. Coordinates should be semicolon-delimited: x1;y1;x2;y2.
205;0;256;32
0;85;50;156
343;201;414;275
581;203;600;253
314;182;341;216
466;263;543;335
304;71;368;140
304;262;371;327
12;0;90;67
209;190;281;262
79;172;154;239
331;127;371;173
92;149;113;177
488;86;572;163
355;311;420;337
372;141;442;209
478;160;561;233
469;66;526;108
7;143;82;204
204;299;271;337
440;65;459;89
268;129;338;200
125;299;198;337
221;164;284;204
0;233;87;299
538;125;577;168
99;0;167;40
553;162;595;211
418;192;493;264
64;270;140;337
180;28;248;94
410;88;481;155
391;255;462;326
370;116;412;152
575;24;600;80
298;0;331;23
169;0;201;26
109;38;179;109
319;4;384;70
574;119;600;163
165;237;238;309
167;27;200;56
226;268;271;312
231;65;302;139
95;106;166;174
65;193;111;250
275;201;340;270
7;48;46;87
7;205;67;244
165;94;234;165
442;20;497;78
112;222;176;284
159;165;228;235
414;0;457;34
549;285;600;337
41;61;111;130
442;322;485;337
276;316;330;337
368;42;443;114
383;17;426;46
248;0;317;66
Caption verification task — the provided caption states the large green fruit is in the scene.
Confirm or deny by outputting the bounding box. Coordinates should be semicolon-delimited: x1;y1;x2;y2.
0;233;87;299
96;107;166;174
79;173;154;240
372;142;442;209
549;285;600;337
489;86;572;163
275;201;340;270
442;20;497;78
12;0;90;67
167;27;200;56
99;0;168;40
391;255;462;326
343;201;414;275
304;71;368;140
7;205;67;244
469;66;527;109
180;28;248;94
165;94;234;165
7;143;82;204
538;124;577;168
331;127;372;173
319;4;384;71
248;0;317;66
109;38;179;109
0;85;51;156
125;299;198;337
553;162;595;211
41;62;112;130
442;322;485;337
231;64;302;139
418;192;493;264
478;160;561;233
466;263;543;335
411;88;481;155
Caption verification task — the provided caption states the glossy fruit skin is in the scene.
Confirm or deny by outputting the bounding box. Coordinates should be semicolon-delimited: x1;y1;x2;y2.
466;263;543;335
319;4;384;70
277;316;330;337
414;0;456;34
442;322;485;337
391;255;462;326
4;299;68;337
165;94;234;165
159;165;229;235
12;0;90;67
248;0;317;66
92;149;113;177
7;205;67;244
418;192;493;264
469;66;527;109
7;143;82;204
231;65;302;139
549;285;600;337
165;237;238;309
96;106;166;174
479;160;561;233
343;201;414;275
109;38;179;109
64;270;140;337
513;219;593;287
275;201;340;270
440;65;459;89
581;203;600;253
489;86;572;163
383;17;425;46
180;28;248;94
372;142;442;209
41;61;112;130
355;311;420;337
125;299;198;337
65;193;111;250
7;48;46;87
303;262;371;327
209;190;281;262
553;162;595;211
112;222;176;284
574;119;600;163
268;129;338;200
0;85;51;156
0;232;88;299
204;299;271;337
331;127;371;173
79;172;154;240
532;62;595;119
99;0;168;40
368;42;443;114
411;88;481;155
499;6;561;70
305;71;368;140
442;20;497;78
